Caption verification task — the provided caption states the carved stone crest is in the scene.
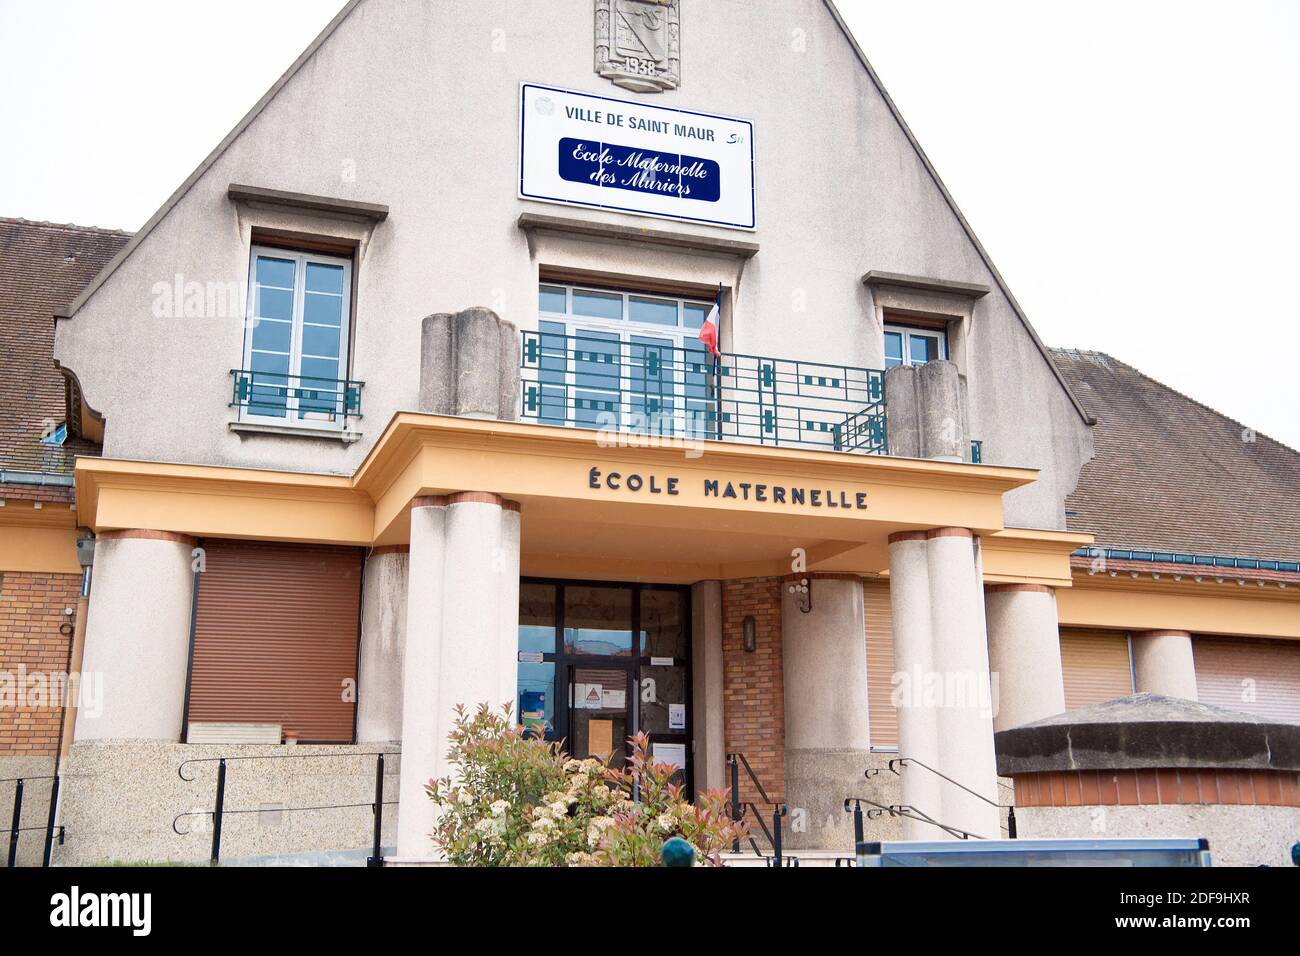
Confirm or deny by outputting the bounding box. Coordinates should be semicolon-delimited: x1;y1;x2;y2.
595;0;680;94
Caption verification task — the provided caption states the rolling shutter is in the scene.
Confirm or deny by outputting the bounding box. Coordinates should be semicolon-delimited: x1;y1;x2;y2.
186;540;363;743
864;580;898;748
1194;636;1300;724
1059;628;1133;710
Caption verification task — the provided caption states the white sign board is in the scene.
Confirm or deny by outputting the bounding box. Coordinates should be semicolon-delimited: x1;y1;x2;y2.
652;742;688;771
520;83;756;230
601;688;627;710
668;703;686;731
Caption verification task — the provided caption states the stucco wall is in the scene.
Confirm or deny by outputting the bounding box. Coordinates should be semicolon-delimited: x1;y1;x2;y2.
54;0;1091;528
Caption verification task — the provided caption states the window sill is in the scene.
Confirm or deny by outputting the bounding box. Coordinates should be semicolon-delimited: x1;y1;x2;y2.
229;421;362;444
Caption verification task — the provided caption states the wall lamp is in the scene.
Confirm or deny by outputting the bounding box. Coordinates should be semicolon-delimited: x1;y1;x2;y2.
742;615;757;653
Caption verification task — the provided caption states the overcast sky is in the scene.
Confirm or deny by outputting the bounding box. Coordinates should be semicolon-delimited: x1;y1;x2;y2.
1;0;1297;449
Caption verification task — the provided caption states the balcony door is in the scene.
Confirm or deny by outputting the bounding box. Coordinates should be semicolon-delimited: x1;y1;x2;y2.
531;283;715;439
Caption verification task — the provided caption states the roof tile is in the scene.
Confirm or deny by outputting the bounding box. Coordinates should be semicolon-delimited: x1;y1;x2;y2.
1053;348;1300;563
0;217;130;482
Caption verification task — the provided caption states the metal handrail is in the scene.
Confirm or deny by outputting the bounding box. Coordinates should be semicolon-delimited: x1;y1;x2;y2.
4;775;62;867
843;794;981;841
519;330;887;456
728;751;773;805
887;757;1007;809
176;751;397;866
229;368;364;426
887;757;1016;838
178;751;394;782
726;752;789;866
734;801;775;848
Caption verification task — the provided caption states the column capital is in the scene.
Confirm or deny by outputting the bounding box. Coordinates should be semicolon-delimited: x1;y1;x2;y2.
1137;628;1192;640
410;495;450;510
411;493;522;513
925;527;973;540
446;491;521;512
888;527;973;546
987;583;1055;595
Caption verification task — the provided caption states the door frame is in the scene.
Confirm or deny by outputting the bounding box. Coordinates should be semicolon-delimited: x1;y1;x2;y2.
520;577;694;796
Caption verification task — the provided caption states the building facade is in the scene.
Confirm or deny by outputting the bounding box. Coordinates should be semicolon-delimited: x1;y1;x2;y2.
2;0;1297;866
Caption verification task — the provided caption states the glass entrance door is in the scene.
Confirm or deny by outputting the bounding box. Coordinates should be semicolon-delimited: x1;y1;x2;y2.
516;579;693;792
568;664;632;770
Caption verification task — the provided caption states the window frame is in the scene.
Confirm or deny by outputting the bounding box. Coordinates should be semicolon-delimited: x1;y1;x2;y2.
240;244;354;430
539;282;714;340
883;321;949;369
537;281;716;437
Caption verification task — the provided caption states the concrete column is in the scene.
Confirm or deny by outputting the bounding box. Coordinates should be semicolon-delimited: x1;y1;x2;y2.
395;498;447;858
985;584;1066;731
394;492;521;860
1132;630;1198;701
884;361;971;462
435;495;519;748
496;504;522;712
886;532;942;839
690;580;725;795
781;574;870;850
926;529;1000;839
75;531;195;741
419;307;519;421
783;576;869;752
356;547;408;743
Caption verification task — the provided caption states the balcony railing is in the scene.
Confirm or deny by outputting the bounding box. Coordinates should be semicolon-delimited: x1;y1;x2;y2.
519;330;887;455
230;369;364;429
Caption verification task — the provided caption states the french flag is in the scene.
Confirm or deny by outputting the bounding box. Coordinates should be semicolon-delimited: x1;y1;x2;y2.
698;284;723;358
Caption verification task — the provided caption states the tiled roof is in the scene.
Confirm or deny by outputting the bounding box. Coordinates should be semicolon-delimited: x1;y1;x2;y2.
1052;349;1300;563
0;218;131;488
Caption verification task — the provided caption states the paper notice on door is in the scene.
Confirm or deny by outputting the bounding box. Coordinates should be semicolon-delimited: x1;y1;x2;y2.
668;703;686;730
588;719;614;760
652;742;687;771
601;688;626;710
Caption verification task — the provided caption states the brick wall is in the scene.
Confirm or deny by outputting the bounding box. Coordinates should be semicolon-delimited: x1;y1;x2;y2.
721;577;785;802
0;571;79;756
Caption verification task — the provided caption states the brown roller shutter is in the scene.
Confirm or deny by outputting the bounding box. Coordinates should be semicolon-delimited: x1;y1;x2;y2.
1059;628;1133;710
187;540;363;742
864;580;898;748
1194;636;1300;723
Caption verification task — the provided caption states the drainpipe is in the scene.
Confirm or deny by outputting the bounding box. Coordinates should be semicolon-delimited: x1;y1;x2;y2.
45;533;94;864
57;536;94;758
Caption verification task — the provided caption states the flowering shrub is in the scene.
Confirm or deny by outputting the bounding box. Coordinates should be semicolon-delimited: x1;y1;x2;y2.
426;704;747;866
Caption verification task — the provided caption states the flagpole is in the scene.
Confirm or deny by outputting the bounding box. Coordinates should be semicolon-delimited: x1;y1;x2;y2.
714;284;724;443
714;352;723;443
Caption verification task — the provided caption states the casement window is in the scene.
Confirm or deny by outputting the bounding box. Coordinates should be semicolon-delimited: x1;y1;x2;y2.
534;282;715;436
239;246;354;428
883;323;948;369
